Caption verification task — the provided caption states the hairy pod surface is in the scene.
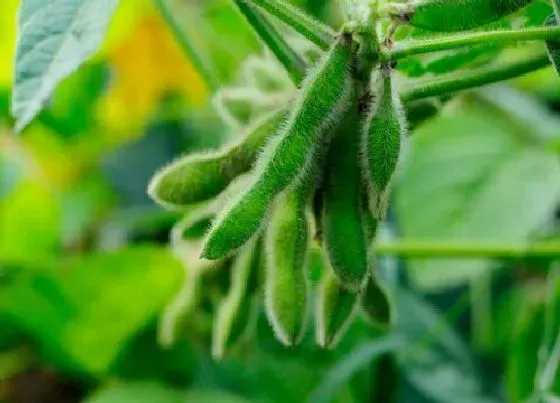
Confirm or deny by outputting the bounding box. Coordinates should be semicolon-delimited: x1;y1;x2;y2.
361;277;394;331
202;33;354;260
546;14;560;77
264;185;312;346
323;104;370;290
363;66;407;220
316;265;360;348
148;110;284;209
399;0;533;31
211;240;259;360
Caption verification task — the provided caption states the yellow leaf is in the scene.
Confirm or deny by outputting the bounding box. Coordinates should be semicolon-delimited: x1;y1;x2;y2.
97;10;208;133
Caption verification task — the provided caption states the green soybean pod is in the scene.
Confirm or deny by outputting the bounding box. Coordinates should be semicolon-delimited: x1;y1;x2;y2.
148;109;284;209
202;33;354;260
322;105;370;291
316;264;360;348
546;14;560;77
393;0;533;32
264;185;312;346
363;66;407;220
361;277;394;331
212;239;259;359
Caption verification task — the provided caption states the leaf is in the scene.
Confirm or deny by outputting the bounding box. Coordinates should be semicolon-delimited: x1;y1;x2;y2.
84;382;184;403
395;288;497;403
308;336;405;403
96;12;208;132
0;247;182;375
395;112;560;290
85;383;251;403
12;0;120;132
0;179;60;261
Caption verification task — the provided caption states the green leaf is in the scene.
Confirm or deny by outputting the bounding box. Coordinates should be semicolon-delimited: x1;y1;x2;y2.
395;288;496;403
12;0;119;132
395;112;560;290
0;247;182;375
0;180;60;261
308;336;404;403
84;382;184;403
85;383;251;403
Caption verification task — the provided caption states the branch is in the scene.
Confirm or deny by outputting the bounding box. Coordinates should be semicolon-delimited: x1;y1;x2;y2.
152;0;220;91
249;0;335;50
392;26;560;59
232;0;307;84
400;52;550;102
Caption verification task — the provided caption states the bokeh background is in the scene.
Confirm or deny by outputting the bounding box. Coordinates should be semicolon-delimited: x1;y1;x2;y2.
1;0;560;402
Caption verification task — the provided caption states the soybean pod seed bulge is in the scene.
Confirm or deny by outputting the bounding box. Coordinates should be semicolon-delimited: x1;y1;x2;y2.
148;109;284;209
264;185;312;346
363;65;407;220
323;103;370;291
202;32;354;260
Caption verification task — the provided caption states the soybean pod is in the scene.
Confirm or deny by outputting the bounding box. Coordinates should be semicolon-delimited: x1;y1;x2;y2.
546;14;560;77
391;0;533;32
264;184;312;346
212;239;260;359
148;109;284;209
323;104;370;290
202;33;354;260
316;264;360;348
363;65;407;220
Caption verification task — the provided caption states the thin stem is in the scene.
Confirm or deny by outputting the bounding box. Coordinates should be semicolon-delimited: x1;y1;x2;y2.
400;52;550;102
374;239;560;259
249;0;335;50
232;0;307;84
152;0;220;91
392;26;560;59
470;273;493;351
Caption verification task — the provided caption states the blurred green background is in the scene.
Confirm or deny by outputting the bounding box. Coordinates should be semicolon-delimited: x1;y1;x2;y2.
1;0;560;402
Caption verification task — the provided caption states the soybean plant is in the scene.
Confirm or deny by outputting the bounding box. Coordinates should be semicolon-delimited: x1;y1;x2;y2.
148;0;560;355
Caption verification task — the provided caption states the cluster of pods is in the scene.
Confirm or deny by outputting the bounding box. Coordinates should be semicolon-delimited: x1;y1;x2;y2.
149;0;559;356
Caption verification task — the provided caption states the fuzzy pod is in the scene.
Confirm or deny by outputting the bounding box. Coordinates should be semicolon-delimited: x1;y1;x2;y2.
322;104;370;291
363;66;407;220
148;110;284;209
202;33;354;260
361;277;394;331
546;14;560;77
211;239;260;360
394;0;533;32
264;185;312;346
316;265;360;348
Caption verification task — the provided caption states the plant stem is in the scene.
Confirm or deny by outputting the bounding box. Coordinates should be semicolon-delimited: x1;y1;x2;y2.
392;26;560;59
152;0;220;91
400;52;550;102
249;0;335;50
232;0;307;84
470;273;492;351
374;239;560;259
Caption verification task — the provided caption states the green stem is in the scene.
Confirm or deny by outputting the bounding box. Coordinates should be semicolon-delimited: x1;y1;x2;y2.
249;0;335;50
470;273;493;351
374;239;560;259
152;0;220;91
392;26;560;59
232;0;307;84
400;52;550;102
